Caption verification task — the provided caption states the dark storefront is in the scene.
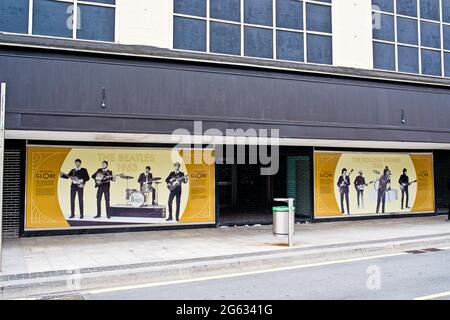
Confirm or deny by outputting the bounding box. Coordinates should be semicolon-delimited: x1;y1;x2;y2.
1;36;450;237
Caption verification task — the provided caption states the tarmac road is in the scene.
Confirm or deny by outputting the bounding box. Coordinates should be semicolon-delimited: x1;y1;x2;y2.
83;247;450;300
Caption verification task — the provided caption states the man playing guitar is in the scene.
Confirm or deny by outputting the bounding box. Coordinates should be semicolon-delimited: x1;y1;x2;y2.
165;162;188;222
398;168;415;210
60;159;90;219
92;161;115;219
354;171;366;210
337;168;352;215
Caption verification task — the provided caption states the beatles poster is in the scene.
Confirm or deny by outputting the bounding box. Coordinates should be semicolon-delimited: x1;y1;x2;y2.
25;146;215;230
314;151;435;218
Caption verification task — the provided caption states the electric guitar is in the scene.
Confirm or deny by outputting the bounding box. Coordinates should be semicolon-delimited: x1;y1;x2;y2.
95;172;122;186
167;175;189;191
356;180;375;191
400;180;417;191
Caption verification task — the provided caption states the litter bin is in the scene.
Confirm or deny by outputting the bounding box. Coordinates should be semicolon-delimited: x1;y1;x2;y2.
273;198;295;247
273;206;293;237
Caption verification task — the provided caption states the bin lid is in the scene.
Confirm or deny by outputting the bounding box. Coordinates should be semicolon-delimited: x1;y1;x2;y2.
272;206;289;212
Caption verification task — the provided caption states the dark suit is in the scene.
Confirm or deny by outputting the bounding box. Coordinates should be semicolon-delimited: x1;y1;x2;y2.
376;175;390;214
92;169;113;218
138;172;156;204
337;175;350;214
399;174;409;209
354;175;366;208
166;171;185;221
61;168;90;217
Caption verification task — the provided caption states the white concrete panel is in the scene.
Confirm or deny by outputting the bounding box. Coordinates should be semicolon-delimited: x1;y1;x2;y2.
6;130;450;150
333;0;373;69
116;0;172;48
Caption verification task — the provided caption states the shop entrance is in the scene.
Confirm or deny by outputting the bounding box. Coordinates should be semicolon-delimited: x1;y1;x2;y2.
217;147;313;225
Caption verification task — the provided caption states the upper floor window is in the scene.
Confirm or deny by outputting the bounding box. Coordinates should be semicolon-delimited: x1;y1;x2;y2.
372;0;450;77
0;0;116;42
173;0;333;65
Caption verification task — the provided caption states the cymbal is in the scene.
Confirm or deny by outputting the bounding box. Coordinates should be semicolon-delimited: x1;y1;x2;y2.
120;175;134;180
148;177;162;182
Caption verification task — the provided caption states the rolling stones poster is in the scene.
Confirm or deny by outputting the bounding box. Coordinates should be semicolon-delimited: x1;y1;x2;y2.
25;146;215;230
314;151;435;218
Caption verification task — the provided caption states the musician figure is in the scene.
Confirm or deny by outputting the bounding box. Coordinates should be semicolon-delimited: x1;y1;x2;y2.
138;166;156;206
92;161;114;219
399;168;410;210
376;167;391;214
60;159;89;219
165;162;188;222
337;168;351;215
354;171;366;210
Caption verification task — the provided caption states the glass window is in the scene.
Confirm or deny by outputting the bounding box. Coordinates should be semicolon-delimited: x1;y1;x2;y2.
77;4;115;42
444;25;450;50
173;17;206;52
0;0;29;34
33;0;73;38
443;0;450;23
373;42;395;70
244;0;273;26
445;52;450;77
421;49;442;75
398;45;419;73
244;26;273;58
372;0;394;12
210;0;240;22
420;0;440;21
421;21;441;48
306;3;332;33
307;34;332;64
373;13;395;41
397;17;418;45
174;0;206;17
396;0;418;17
244;27;273;58
210;22;241;55
276;0;303;30
276;30;304;62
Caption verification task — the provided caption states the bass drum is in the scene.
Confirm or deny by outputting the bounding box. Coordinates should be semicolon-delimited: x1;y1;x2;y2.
129;192;145;208
126;189;138;201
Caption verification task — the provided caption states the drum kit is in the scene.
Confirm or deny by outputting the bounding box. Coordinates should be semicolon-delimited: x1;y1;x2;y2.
121;175;163;208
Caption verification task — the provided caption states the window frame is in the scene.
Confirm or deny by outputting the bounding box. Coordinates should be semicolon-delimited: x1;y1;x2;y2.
172;0;333;66
0;0;117;43
372;0;450;78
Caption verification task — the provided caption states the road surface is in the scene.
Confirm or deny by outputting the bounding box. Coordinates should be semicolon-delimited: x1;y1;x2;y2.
83;248;450;300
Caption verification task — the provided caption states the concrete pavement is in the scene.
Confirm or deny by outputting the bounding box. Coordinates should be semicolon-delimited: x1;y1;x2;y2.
1;215;450;299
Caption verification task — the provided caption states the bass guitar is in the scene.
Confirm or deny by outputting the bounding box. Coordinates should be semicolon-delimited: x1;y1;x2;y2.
339;169;354;194
60;172;85;189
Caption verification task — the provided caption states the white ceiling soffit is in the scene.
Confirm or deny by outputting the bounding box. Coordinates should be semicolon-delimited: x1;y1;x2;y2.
5;130;450;150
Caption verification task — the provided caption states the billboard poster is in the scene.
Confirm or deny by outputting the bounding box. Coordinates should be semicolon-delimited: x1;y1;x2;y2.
314;151;435;218
25;146;215;230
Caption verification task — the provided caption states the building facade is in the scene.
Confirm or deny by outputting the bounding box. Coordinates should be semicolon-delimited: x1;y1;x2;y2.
0;0;449;237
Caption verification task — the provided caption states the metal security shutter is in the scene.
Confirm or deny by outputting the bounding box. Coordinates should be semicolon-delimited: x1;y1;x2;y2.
2;149;22;238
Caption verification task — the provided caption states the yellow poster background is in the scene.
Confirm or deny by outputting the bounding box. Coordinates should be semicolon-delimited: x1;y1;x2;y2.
26;146;215;230
314;151;434;218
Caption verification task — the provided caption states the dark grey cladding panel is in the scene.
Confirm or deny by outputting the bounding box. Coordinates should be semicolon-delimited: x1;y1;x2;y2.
1;48;450;143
